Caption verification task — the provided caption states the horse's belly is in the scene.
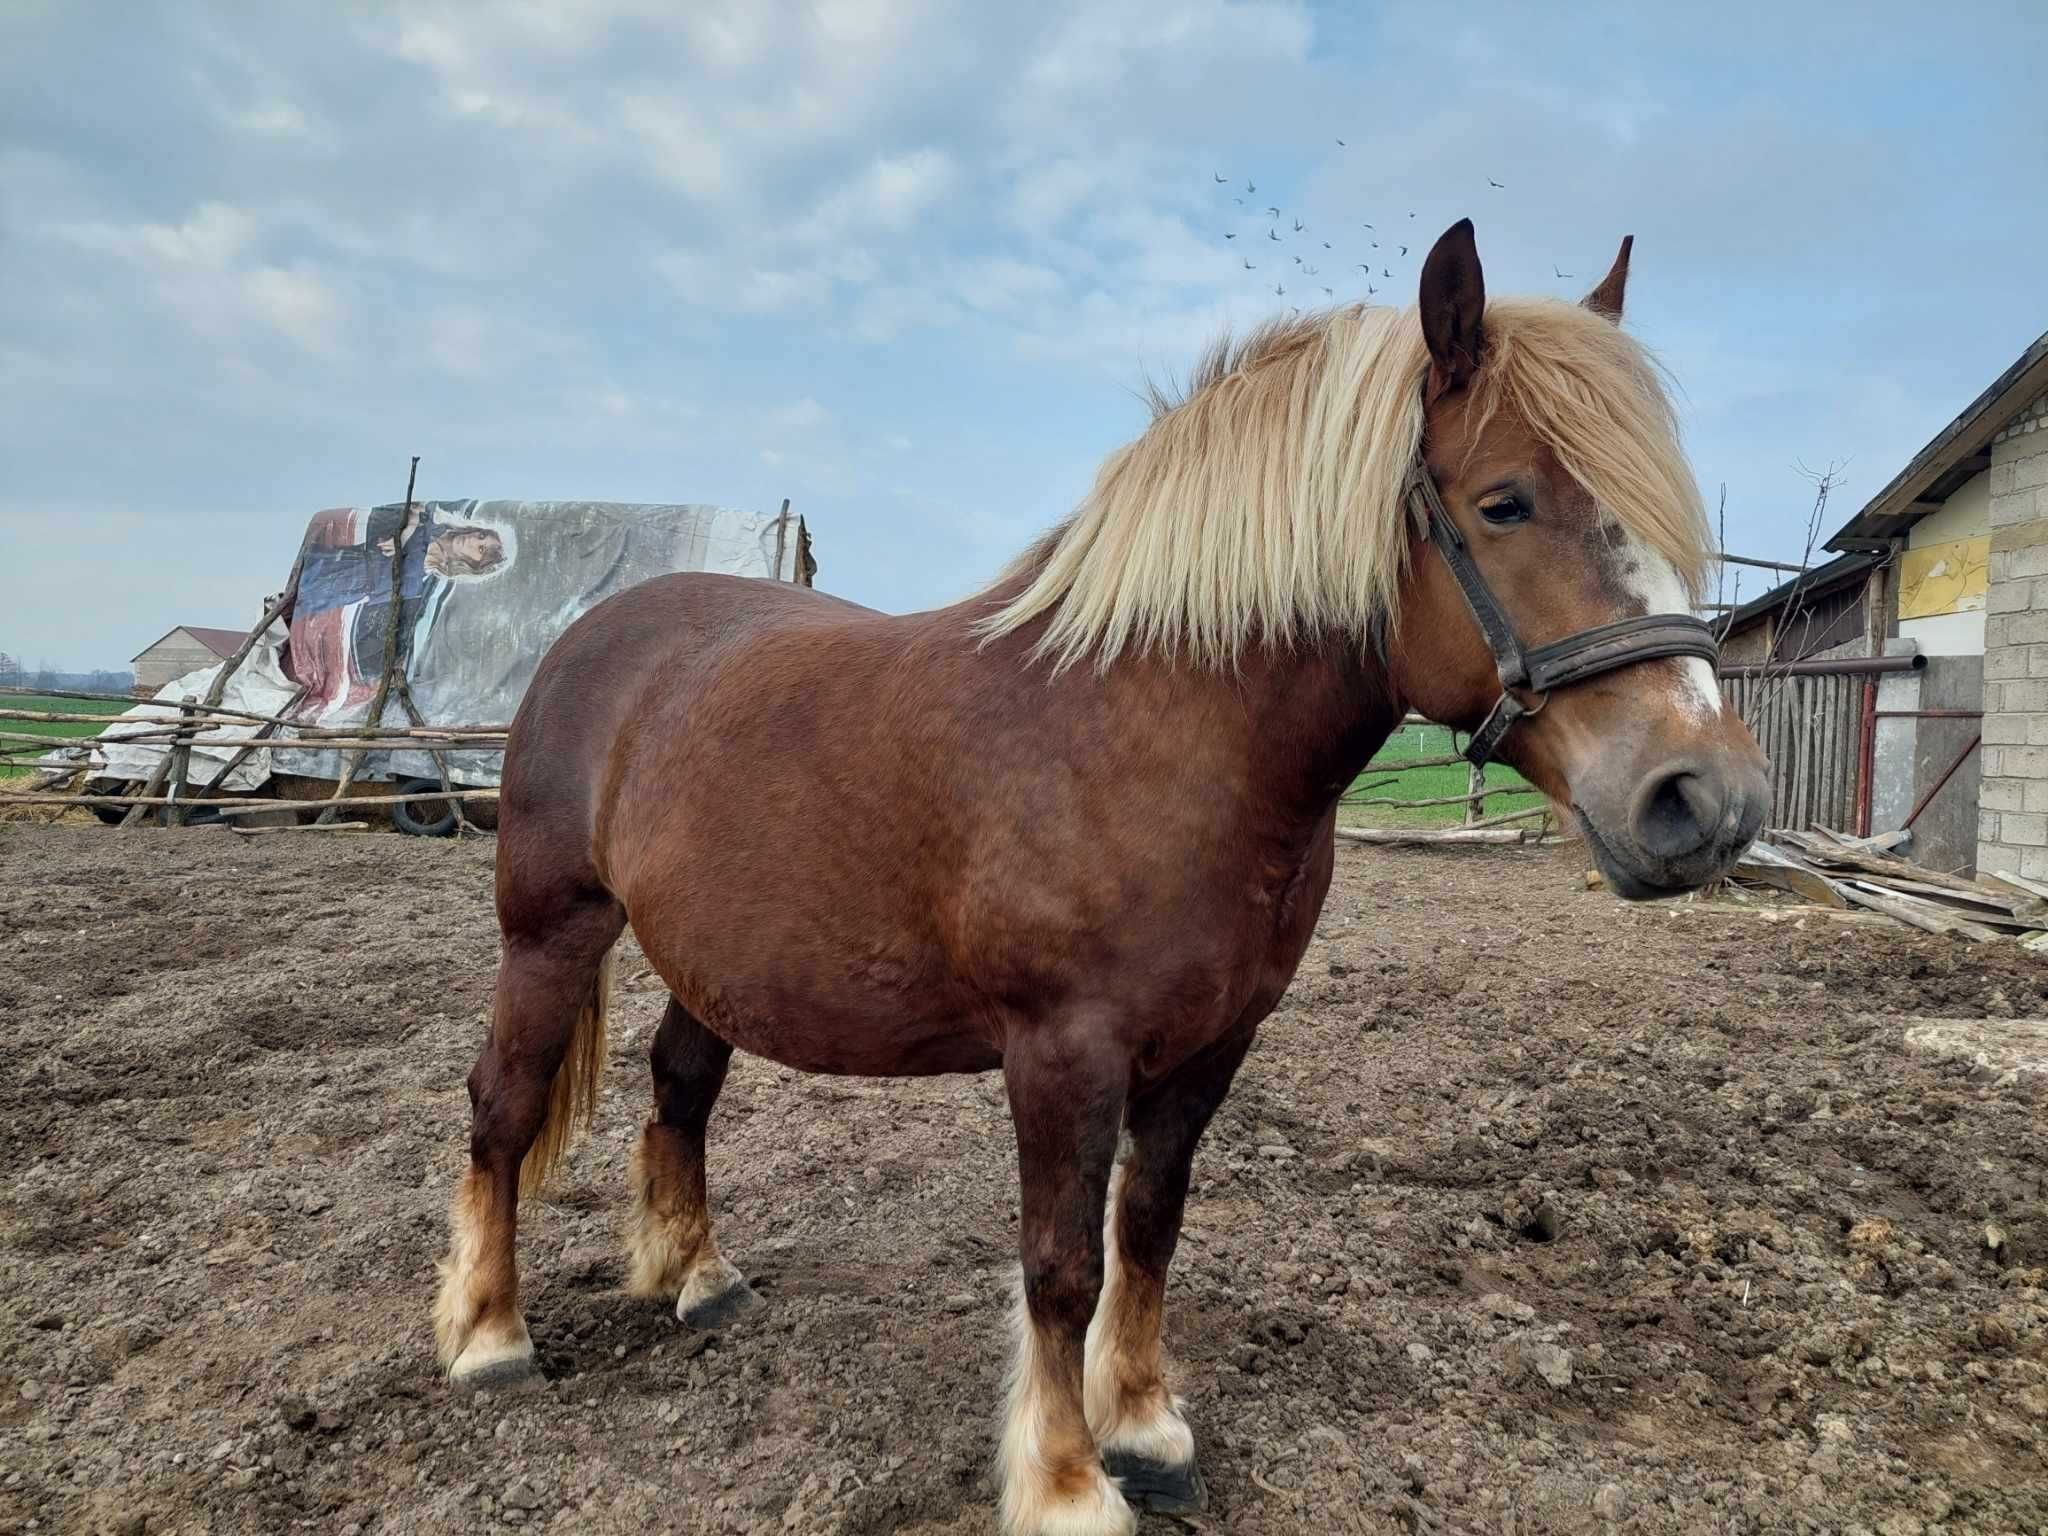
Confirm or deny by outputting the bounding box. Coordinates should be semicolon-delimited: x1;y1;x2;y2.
633;924;1003;1077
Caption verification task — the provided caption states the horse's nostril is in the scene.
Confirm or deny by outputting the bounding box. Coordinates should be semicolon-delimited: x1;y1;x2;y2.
1633;767;1724;861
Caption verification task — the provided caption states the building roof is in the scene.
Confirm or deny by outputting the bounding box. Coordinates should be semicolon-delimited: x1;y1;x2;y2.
1713;550;1882;641
1826;329;2048;553
130;625;248;663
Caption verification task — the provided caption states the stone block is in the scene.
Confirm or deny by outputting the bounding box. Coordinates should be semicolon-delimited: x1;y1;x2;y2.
1981;839;2023;872
2015;452;2048;492
1981;809;2004;843
1990;578;2034;613
1992;492;2038;530
1987;746;2048;778
1987;645;2030;679
2024;846;2048;881
1992;461;2017;497
1985;777;2027;811
2026;645;2048;677
1984;711;2029;744
1996;611;2048;647
2004;542;2048;580
2003;812;2047;847
2023;779;2048;813
1992;518;2048;553
2006;681;2048;713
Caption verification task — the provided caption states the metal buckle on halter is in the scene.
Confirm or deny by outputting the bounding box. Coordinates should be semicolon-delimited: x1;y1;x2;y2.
1465;686;1549;766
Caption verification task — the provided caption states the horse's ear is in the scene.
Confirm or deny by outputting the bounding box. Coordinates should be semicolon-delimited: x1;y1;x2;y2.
1583;235;1633;323
1419;218;1485;399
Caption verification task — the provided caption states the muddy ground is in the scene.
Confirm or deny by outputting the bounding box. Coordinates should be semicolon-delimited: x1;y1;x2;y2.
3;824;2046;1536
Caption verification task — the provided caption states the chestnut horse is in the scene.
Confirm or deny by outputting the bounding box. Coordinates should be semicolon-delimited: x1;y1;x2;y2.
434;220;1768;1536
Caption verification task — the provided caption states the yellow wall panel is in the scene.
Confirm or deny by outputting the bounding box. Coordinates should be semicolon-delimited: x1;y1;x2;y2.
1898;535;1989;620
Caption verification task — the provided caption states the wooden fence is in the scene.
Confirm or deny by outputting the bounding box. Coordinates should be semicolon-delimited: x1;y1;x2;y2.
1718;670;1863;834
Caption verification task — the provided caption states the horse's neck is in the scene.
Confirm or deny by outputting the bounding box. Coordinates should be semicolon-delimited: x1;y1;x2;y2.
1219;636;1405;828
946;572;1402;831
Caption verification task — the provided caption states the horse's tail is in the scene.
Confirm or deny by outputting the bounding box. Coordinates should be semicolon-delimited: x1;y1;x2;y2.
518;942;618;1198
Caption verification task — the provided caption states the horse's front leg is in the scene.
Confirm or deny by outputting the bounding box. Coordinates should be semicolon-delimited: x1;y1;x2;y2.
999;1020;1134;1536
1084;1023;1257;1514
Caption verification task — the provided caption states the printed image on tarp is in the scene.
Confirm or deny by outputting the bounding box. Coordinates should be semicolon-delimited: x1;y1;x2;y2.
271;498;802;784
72;499;802;793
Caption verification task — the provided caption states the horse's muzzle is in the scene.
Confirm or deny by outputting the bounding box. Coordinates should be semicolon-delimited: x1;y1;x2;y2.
1576;754;1770;900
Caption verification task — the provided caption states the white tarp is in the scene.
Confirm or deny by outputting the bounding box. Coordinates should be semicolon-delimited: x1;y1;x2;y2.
72;499;807;793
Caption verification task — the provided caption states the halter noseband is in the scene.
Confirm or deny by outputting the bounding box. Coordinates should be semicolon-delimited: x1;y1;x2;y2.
1403;465;1721;767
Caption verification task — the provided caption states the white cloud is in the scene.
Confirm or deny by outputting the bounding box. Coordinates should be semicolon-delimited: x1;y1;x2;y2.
229;101;312;139
953;257;1063;313
796;148;956;243
242;266;343;355
735;267;833;312
617;97;728;199
45;201;347;357
133;202;259;268
769;397;831;432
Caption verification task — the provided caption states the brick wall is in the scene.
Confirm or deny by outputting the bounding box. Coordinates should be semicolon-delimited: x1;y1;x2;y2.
1976;388;2048;877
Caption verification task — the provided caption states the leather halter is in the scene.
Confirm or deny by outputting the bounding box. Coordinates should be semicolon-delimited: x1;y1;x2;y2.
1403;465;1721;767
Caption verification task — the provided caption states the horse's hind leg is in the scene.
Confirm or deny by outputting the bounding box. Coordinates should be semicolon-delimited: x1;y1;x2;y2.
626;998;757;1327
1083;1024;1257;1514
434;895;623;1389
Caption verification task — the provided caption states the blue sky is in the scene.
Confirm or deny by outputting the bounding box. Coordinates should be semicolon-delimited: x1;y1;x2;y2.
3;1;2045;669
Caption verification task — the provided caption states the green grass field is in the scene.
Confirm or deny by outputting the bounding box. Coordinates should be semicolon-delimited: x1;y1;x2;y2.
0;692;129;778
1340;720;1547;828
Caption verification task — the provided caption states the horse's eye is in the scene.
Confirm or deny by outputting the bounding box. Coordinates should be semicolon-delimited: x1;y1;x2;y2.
1478;495;1531;526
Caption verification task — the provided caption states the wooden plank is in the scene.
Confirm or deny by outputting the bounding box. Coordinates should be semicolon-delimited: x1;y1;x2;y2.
1334;826;1530;846
1813;826;1912;854
1812;674;1832;829
1777;834;1991;897
230;821;369;836
1839;882;2002;942
1735;841;1849;908
1793;676;1813;831
1982;869;2048;904
1848;874;2027;914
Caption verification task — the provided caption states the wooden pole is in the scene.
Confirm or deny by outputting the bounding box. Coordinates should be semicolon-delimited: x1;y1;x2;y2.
196;686;309;799
771;497;792;581
1335;826;1533;847
392;672;470;834
318;457;418;824
0;708;507;734
1465;761;1485;825
0;729;499;752
0;787;500;812
165;696;198;828
118;735;176;828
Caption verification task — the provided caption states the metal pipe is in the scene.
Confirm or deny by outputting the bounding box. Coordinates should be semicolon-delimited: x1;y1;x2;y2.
1717;654;1925;678
1717;553;1812;575
1904;733;1981;830
1874;708;1982;719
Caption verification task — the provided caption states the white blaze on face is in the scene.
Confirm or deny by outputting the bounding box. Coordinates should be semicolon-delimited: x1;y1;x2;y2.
1610;528;1723;725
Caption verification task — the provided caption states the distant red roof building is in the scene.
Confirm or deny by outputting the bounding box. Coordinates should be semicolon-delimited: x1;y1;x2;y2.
130;624;251;692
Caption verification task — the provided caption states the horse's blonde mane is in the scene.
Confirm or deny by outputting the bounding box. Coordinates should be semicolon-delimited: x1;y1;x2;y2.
977;298;1710;673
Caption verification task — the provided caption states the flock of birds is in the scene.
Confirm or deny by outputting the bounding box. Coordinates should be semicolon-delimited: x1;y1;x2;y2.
1210;148;1524;315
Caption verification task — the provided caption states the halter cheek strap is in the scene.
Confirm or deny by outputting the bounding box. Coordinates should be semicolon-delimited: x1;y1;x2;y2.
1402;466;1721;767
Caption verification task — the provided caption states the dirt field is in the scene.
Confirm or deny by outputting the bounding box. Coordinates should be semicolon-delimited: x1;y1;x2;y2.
4;824;2047;1536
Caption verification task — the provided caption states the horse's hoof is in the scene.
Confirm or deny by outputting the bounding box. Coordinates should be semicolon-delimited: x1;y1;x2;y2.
676;1257;759;1330
1103;1448;1208;1515
448;1336;541;1395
